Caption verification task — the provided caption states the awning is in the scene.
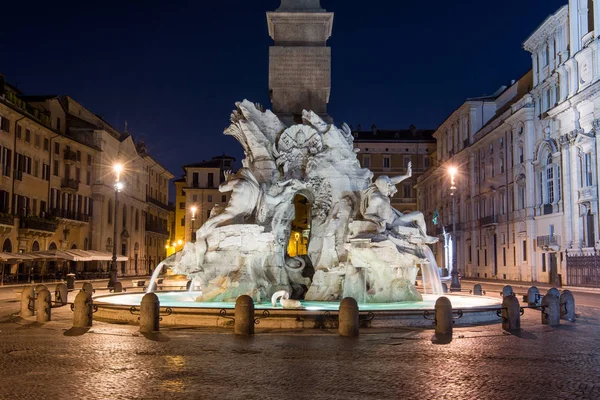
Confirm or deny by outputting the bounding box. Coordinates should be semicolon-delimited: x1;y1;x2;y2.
26;250;128;262
0;253;37;264
84;250;128;262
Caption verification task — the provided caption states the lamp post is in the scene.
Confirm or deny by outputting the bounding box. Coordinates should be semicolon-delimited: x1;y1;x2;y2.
108;163;123;288
448;166;461;291
190;206;197;243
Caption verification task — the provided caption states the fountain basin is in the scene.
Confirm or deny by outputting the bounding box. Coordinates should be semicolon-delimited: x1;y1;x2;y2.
93;292;503;329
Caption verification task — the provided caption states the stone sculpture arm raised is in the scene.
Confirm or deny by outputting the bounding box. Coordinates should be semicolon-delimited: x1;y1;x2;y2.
390;161;412;185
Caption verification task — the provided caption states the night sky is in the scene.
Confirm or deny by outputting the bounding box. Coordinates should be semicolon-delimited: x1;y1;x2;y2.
2;0;566;187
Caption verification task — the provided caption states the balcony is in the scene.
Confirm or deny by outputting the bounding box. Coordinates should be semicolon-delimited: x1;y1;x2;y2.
480;215;498;227
48;208;90;223
0;213;14;226
537;235;560;250
61;179;79;192
19;216;59;236
63;150;78;163
146;196;173;211
146;221;169;236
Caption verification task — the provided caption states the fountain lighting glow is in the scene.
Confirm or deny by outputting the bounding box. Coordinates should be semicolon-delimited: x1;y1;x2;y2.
96;292;500;311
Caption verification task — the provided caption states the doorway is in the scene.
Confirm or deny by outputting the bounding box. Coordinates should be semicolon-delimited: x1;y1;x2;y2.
287;194;310;257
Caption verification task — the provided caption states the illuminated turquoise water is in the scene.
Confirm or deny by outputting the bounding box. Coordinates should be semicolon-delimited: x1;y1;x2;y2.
95;291;500;311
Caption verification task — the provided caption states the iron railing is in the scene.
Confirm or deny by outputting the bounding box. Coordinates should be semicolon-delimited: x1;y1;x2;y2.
536;235;560;248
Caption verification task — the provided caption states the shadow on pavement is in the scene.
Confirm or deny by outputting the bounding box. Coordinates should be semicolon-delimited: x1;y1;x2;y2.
63;327;91;336
510;330;537;340
142;332;171;342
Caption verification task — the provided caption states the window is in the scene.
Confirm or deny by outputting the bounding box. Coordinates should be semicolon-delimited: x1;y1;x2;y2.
25;129;31;143
208;173;214;188
0;116;10;133
76;150;81;162
179;202;185;210
500;137;504;148
56;118;61;131
542;253;547;272
519;146;524;164
383;156;391;169
503;247;506;266
181;217;185;227
522;240;527;262
585;153;593;186
43;138;49;151
221;195;227;203
423;156;430;168
500;157;504;174
481;162;485;180
135;211;139;231
363;155;371;168
403;183;412;198
54;142;60;155
403;156;411;168
16;125;22;139
87;154;92;166
490;144;493;155
108;200;113;224
53;160;59;176
547;164;554;204
180;189;185;196
519;186;526;209
33;160;39;177
42;163;50;181
86;170;91;185
192;173;199;187
34;134;40;148
208;195;213;202
76;167;81;183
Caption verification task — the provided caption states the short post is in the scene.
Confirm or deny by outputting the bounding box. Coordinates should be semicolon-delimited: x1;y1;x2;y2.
526;286;541;307
546;287;560;298
20;286;34;318
502;294;521;332
114;281;123;293
560;290;576;322
472;284;483;296
55;283;68;306
441;283;448;294
66;274;75;290
140;293;160;333
338;297;359;337
35;288;51;323
73;290;93;328
541;294;560;326
434;296;453;337
501;285;513;297
82;282;94;296
234;295;254;335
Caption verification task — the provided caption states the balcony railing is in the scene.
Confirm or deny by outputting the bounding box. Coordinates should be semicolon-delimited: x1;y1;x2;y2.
146;222;169;236
537;235;560;248
480;215;498;226
146;196;173;211
61;179;79;191
0;213;14;226
64;150;78;162
19;217;58;232
48;208;90;223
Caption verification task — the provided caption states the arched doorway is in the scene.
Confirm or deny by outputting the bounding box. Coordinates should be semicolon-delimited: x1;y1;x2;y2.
287;194;310;257
3;239;12;253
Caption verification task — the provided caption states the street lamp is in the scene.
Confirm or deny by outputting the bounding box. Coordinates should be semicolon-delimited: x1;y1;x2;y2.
448;166;461;291
108;163;123;288
190;206;197;243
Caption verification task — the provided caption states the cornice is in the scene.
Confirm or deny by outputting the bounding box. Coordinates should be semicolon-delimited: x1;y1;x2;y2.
523;5;568;53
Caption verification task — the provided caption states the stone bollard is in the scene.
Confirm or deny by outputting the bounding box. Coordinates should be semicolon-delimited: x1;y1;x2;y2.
35;288;51;322
66;274;75;290
560;290;576;322
73;290;93;328
434;296;453;337
501;285;513;297
441;283;448;294
541;294;560;326
140;293;160;333
502;294;521;332
234;295;255;335
339;297;359;337
55;283;68;306
20;286;34;318
35;284;48;294
546;287;560;298
114;281;123;293
473;284;483;296
82;282;94;296
526;286;541;307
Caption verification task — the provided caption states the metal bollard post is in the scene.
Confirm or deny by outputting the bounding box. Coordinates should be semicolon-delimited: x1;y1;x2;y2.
526;286;540;307
473;284;483;296
55;283;68;306
435;296;453;337
114;281;123;293
20;287;34;318
140;293;160;333
502;294;521;332
546;287;560;298
82;282;94;296
35;288;51;322
338;297;359;337
73;290;93;328
501;285;513;297
560;290;576;322
234;295;255;335
541;294;560;326
441;283;448;294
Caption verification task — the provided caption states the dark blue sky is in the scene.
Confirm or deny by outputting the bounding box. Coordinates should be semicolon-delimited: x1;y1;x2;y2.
1;0;565;182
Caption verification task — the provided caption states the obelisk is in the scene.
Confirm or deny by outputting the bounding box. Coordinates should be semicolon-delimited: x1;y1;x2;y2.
267;0;334;123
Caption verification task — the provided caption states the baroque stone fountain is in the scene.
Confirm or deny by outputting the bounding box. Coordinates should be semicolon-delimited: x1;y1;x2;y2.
161;100;442;304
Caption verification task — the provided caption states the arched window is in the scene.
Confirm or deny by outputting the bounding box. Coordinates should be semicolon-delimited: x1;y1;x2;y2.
107;199;113;224
48;242;57;250
31;241;40;252
2;239;12;253
546;154;555;204
71;243;77;249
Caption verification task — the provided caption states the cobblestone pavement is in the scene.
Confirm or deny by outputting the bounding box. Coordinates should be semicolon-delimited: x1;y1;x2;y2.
0;301;599;400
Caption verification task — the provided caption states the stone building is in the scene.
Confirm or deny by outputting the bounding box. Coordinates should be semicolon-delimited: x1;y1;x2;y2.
353;126;436;213
0;76;173;281
178;155;235;243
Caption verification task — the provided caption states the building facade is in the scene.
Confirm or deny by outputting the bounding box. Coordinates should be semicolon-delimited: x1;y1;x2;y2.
0;77;173;281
